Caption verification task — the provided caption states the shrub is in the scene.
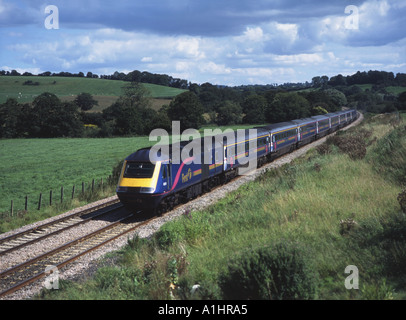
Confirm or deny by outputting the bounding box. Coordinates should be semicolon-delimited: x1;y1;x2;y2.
327;134;367;160
398;190;406;214
361;279;394;300
339;215;359;236
218;241;318;300
316;144;331;155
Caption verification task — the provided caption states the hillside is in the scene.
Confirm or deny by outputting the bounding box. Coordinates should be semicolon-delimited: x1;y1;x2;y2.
0;76;187;108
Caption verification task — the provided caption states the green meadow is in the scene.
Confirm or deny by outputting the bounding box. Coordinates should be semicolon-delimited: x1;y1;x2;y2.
0;137;152;227
0;76;187;106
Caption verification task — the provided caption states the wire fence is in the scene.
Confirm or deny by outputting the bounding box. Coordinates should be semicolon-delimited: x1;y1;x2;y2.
1;175;116;218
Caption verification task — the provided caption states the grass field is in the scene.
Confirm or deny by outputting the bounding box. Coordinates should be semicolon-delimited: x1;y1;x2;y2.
0;137;152;215
37;113;406;300
0;76;187;106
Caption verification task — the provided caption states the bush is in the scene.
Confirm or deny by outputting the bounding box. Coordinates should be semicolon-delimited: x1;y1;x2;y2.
316;144;331;155
327;133;367;160
218;241;318;300
398;190;406;213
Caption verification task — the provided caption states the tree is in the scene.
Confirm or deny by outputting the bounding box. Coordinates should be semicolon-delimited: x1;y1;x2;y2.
74;92;98;111
167;91;205;131
328;74;347;86
198;83;222;112
31;92;83;137
216;100;243;125
0;98;30;138
397;91;406;111
323;89;347;110
312;76;328;88
123;82;152;109
102;82;154;136
266;92;310;123
241;94;267;124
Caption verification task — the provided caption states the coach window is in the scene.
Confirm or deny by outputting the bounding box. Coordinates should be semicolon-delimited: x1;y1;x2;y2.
162;165;167;179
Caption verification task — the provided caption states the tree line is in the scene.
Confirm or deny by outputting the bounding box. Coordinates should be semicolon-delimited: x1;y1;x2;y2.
1;70;406;139
0;69;189;89
3;69;405;90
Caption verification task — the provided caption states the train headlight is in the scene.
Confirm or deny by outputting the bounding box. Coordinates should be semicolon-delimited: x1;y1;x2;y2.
140;187;155;194
116;187;128;192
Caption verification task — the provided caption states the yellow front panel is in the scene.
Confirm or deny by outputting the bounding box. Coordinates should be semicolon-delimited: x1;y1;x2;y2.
119;161;161;188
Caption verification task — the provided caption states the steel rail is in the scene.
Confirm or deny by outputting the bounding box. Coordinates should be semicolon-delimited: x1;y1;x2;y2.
0;211;151;298
0;198;122;256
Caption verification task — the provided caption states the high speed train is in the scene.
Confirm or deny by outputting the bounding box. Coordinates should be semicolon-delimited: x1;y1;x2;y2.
116;109;358;214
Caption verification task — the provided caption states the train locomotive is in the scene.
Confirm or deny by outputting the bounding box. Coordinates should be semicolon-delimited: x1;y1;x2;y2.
116;109;358;214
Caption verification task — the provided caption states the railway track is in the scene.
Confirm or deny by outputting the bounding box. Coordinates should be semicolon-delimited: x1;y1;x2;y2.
0;209;153;298
0;198;122;256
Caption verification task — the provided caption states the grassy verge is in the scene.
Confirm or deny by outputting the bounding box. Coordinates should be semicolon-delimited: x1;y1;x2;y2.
36;113;406;300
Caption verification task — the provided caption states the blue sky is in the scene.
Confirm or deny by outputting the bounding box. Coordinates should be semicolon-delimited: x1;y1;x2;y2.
0;0;405;85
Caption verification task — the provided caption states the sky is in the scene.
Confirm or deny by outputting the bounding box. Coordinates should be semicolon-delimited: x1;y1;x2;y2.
0;0;405;86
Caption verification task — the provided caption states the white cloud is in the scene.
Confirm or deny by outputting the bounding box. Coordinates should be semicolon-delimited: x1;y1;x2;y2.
2;0;405;86
199;61;232;75
275;23;298;44
273;53;324;65
237;27;265;42
175;37;205;59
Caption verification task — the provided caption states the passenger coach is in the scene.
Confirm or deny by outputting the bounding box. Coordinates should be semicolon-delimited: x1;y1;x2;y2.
116;109;358;214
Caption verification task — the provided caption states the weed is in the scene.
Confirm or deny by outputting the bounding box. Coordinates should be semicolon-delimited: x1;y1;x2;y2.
218;241;318;300
339;214;359;236
327;134;367;160
397;190;406;213
361;279;394;300
316;143;331;155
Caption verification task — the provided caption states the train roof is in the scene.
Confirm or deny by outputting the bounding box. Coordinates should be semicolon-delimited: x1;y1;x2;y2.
324;112;340;118
126;147;154;162
292;118;316;125
259;121;297;132
311;114;329;121
125;135;226;163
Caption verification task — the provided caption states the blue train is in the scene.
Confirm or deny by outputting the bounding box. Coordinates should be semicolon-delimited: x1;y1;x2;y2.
116;109;358;214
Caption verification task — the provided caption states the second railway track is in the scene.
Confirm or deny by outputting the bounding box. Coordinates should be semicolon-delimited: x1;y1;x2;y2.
0;198;123;257
0;211;153;297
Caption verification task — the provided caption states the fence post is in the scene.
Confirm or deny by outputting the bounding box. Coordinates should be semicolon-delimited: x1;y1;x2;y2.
61;186;64;203
92;179;95;193
25;195;28;211
11;200;13;217
101;178;103;191
38;193;42;210
72;185;75;199
82;182;85;194
50;190;53;206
